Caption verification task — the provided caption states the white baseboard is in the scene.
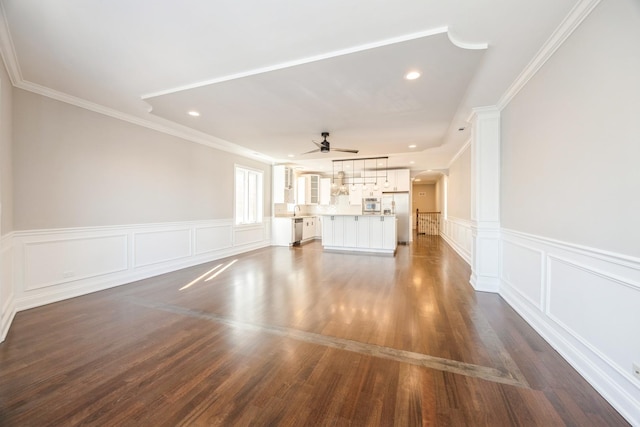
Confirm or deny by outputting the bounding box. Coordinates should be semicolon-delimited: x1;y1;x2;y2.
500;228;640;425
441;217;472;265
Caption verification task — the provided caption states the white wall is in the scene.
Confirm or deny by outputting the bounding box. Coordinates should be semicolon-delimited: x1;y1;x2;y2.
13;89;272;230
447;145;471;221
500;0;640;423
441;146;472;264
412;183;436;212
501;0;640;258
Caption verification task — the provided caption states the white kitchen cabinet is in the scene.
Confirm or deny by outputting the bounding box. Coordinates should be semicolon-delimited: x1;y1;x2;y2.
315;216;323;238
302;216;317;241
271;217;295;246
273;165;294;204
343;216;358;247
348;185;363;205
382;217;397;250
319;178;331;205
323;215;345;247
361;170;383;198
356;216;370;248
297;174;320;205
383;169;410;192
320;215;396;255
322;215;334;246
369;217;384;248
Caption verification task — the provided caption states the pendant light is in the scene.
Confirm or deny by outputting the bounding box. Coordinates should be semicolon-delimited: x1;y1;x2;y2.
373;161;379;191
384;158;390;188
351;159;357;191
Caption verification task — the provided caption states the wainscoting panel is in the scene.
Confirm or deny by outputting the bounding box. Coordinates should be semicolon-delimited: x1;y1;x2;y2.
1;219;271;343
234;224;267;247
441;217;472;264
501;239;544;310
133;228;191;268
0;236;15;342
195;224;233;255
500;228;640;425
547;256;640;386
24;234;128;290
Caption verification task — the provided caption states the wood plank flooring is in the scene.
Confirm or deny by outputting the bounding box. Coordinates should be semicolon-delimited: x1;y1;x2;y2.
0;236;629;426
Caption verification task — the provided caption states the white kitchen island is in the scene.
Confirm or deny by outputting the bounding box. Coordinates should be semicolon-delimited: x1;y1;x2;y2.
321;214;397;255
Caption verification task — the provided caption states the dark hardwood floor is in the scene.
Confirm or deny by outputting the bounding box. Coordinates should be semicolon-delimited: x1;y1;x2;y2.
0;236;628;426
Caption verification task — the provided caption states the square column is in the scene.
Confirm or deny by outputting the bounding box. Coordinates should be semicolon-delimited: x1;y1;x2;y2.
469;106;501;292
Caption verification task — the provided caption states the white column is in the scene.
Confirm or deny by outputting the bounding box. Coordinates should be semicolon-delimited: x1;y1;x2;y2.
469;106;501;292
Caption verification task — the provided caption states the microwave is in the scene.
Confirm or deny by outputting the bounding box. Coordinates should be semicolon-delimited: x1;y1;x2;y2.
362;198;381;214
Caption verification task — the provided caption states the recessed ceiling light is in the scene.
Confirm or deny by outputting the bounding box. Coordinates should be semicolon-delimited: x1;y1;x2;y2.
415;178;422;182
408;144;417;149
287;154;295;158
405;71;421;80
409;161;415;164
188;110;200;117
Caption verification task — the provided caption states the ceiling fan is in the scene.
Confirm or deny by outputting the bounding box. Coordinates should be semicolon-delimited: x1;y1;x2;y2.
302;132;359;154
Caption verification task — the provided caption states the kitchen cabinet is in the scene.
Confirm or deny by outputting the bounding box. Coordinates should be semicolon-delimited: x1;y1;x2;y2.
348;185;362;205
358;170;382;198
273;165;295;204
319;178;331;205
297;174;320;205
343;216;358;247
322;215;345;247
315;216;323;238
271;217;295;246
356;216;370;248
383;169;411;192
272;216;319;246
302;216;316;241
320;215;397;255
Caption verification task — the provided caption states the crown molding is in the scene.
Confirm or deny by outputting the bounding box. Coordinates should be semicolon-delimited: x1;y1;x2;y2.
0;4;272;165
447;139;471;168
496;0;601;110
15;81;273;164
0;1;21;85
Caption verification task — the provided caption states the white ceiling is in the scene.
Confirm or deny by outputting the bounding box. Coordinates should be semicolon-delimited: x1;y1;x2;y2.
0;0;579;181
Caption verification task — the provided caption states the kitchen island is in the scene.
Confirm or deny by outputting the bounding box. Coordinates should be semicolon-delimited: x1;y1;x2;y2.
321;214;397;255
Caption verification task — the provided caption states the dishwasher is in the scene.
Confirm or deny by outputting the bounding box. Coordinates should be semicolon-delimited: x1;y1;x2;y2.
293;218;304;245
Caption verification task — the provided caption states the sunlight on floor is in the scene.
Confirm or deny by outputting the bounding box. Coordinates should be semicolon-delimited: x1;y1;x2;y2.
178;259;238;290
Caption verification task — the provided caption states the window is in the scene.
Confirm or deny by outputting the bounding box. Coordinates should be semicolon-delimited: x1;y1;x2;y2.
235;165;263;225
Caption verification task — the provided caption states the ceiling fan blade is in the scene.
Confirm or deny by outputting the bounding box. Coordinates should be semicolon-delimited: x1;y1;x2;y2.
311;140;322;149
333;148;360;154
300;148;321;154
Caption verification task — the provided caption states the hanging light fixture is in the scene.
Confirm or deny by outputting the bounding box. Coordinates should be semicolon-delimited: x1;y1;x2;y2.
362;159;369;191
384;158;390;188
351;159;357;191
339;161;347;193
373;160;379;191
331;162;337;190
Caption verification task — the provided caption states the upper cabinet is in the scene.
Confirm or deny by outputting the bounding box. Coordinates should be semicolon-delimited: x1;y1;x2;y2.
319;178;332;205
383;169;410;192
297;174;320;205
273;165;294;204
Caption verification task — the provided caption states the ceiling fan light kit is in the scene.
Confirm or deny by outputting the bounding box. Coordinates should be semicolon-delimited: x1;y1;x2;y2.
301;132;359;155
